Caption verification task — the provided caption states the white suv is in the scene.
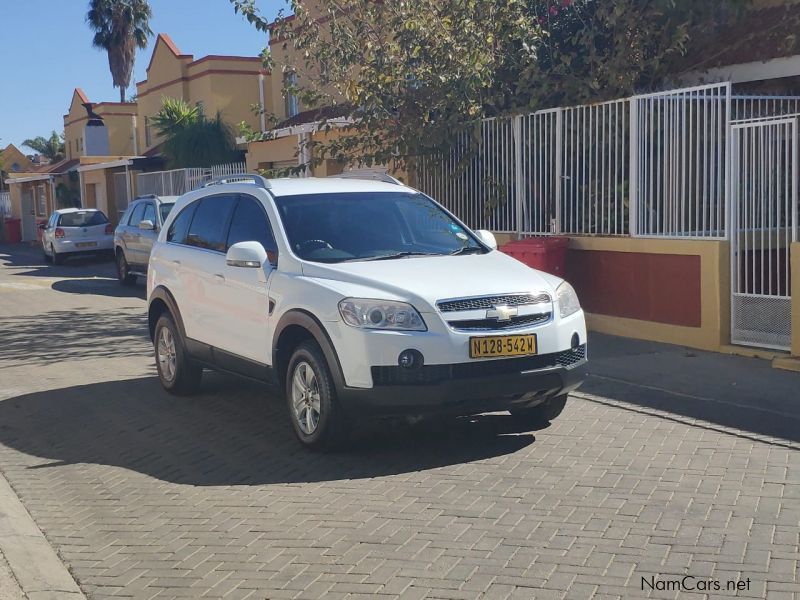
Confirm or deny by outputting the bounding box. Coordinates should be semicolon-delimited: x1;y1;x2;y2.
147;174;587;449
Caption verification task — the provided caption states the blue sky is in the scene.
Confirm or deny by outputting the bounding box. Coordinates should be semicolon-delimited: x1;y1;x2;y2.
0;0;286;152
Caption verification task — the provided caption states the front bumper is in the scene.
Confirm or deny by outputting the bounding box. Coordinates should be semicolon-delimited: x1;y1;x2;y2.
338;345;588;417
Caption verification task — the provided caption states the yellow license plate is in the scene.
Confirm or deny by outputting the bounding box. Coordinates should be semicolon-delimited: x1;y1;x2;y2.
469;334;537;358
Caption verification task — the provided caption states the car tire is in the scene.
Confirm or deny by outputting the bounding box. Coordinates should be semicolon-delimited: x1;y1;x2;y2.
286;340;348;451
154;313;203;395
52;246;64;265
510;395;568;427
116;251;137;286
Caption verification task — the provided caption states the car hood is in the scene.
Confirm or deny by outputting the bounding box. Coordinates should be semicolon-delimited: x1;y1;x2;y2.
299;251;561;311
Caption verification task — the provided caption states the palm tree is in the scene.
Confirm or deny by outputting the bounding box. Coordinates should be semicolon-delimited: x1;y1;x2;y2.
87;0;153;103
22;132;65;164
152;98;241;168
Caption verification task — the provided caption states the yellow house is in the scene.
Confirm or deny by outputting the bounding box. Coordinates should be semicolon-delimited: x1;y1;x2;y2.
3;158;81;241
63;88;138;160
135;33;271;154
70;34;270;225
0;144;35;191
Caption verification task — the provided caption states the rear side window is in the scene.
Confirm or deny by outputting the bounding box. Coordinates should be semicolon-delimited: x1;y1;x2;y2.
58;211;108;227
167;202;198;245
142;203;156;225
127;203;145;227
159;203;175;225
226;195;277;252
186;195;237;252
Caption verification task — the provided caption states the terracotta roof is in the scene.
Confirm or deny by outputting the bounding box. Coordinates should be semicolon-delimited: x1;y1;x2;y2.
676;4;800;73
34;158;80;175
275;105;351;129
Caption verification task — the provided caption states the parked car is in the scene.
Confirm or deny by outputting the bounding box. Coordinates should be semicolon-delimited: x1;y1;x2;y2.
40;208;114;265
146;174;588;449
114;195;177;285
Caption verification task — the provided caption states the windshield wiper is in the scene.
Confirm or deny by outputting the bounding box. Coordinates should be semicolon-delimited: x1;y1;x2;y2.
449;246;484;256
344;251;441;262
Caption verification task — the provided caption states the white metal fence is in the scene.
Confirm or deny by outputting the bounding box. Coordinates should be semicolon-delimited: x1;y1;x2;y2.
136;162;247;197
631;83;730;239
0;192;10;218
416;83;800;241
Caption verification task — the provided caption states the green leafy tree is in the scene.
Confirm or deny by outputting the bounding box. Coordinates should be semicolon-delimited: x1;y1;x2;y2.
232;0;542;172
152;98;241;168
232;0;751;173
87;0;153;102
22;132;65;164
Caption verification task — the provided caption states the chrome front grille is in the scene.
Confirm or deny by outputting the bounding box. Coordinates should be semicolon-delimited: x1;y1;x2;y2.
447;312;552;332
437;293;551;313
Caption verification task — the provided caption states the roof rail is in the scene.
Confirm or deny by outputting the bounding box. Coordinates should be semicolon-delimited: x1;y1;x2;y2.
332;171;402;185
201;173;272;190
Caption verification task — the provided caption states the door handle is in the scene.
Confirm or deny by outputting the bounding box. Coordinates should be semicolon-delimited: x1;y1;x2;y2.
214;273;225;283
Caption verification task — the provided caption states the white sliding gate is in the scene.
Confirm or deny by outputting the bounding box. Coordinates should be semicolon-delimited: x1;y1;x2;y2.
730;117;797;350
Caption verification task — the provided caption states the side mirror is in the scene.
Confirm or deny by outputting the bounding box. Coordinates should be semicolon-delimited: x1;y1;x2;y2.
38;223;47;230
475;229;497;250
226;241;268;268
138;219;155;231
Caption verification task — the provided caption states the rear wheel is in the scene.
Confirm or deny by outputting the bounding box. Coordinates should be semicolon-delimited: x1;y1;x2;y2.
286;341;348;450
154;313;202;395
116;251;137;286
510;395;568;427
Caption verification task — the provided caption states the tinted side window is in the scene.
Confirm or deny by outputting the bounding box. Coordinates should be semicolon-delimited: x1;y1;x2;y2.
142;203;156;225
226;196;277;252
186;195;237;252
127;203;145;227
167;202;198;245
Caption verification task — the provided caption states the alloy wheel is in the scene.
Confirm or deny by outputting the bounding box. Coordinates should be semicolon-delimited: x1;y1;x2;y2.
157;327;177;382
291;361;321;435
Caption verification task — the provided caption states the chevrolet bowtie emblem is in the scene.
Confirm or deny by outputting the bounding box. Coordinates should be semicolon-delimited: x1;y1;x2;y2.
486;305;518;321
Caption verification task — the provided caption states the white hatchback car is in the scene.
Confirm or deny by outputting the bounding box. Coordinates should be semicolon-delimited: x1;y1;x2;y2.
41;208;114;264
147;174;587;449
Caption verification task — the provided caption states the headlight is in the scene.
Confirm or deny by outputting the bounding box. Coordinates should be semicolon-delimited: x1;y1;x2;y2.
556;281;581;318
338;298;427;331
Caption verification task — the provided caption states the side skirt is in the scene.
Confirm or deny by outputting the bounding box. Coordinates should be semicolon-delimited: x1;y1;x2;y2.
185;338;277;387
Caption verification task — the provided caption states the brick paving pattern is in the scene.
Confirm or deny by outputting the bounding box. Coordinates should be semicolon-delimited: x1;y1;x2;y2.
0;246;798;599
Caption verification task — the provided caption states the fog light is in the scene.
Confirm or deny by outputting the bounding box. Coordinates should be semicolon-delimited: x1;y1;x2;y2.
571;333;580;349
398;349;423;369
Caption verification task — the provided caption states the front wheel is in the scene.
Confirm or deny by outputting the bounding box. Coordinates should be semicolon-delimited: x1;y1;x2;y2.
286;341;348;450
510;395;568;427
116;251;136;286
154;314;202;395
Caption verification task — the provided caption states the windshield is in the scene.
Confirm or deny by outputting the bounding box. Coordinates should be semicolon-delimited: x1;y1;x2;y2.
58;211;108;227
159;203;175;224
274;192;486;263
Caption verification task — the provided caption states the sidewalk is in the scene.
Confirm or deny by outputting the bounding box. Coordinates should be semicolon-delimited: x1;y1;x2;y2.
582;332;800;444
0;551;24;600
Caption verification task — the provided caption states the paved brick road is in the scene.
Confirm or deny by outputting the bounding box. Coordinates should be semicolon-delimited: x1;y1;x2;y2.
0;245;798;600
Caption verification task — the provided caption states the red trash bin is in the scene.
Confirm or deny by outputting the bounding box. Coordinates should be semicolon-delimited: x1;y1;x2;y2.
499;236;571;276
3;218;22;244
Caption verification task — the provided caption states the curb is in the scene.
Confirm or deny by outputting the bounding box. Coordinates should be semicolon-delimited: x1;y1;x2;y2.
0;474;85;599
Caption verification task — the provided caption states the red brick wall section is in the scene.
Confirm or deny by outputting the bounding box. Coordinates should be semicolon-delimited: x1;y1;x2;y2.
566;249;702;327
